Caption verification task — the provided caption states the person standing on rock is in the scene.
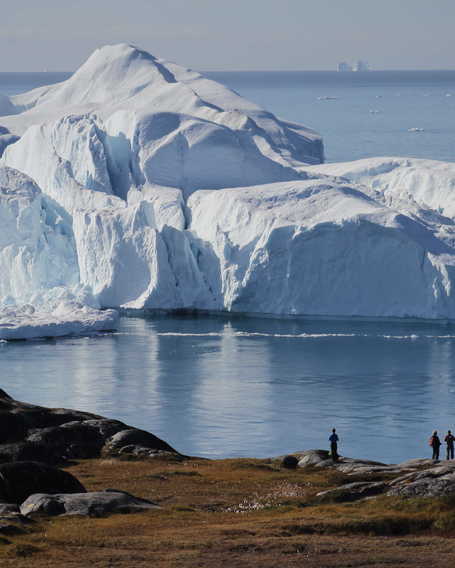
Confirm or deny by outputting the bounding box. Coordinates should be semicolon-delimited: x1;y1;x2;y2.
329;428;339;462
445;430;455;460
429;431;441;461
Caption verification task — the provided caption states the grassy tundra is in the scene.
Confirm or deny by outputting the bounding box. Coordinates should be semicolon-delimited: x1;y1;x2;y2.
2;456;455;567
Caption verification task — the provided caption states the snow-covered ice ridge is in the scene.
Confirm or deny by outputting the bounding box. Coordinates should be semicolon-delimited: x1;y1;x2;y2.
1;44;455;336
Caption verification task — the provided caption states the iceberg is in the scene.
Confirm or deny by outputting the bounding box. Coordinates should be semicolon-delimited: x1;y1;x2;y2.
2;45;455;330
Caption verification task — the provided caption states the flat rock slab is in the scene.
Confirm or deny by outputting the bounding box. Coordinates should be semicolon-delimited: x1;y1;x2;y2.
20;490;160;517
387;466;455;497
316;481;388;503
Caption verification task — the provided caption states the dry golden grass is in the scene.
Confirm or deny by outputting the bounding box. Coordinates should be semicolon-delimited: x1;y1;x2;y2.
1;456;455;567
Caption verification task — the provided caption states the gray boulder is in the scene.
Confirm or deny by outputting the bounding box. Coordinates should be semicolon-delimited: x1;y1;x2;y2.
104;429;176;455
297;449;330;467
0;461;85;504
20;490;159;517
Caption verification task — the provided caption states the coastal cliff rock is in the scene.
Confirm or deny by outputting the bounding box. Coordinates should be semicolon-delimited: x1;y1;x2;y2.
0;389;179;465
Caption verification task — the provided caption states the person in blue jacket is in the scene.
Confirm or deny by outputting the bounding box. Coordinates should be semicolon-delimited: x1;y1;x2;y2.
329;428;339;462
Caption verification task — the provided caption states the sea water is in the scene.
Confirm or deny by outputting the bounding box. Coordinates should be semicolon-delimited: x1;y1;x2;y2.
1;315;455;464
208;70;455;163
1;70;455;463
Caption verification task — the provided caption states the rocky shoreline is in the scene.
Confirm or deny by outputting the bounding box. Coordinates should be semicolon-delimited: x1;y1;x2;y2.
280;450;455;500
0;388;182;525
1;390;455;565
1;388;455;533
0;388;179;465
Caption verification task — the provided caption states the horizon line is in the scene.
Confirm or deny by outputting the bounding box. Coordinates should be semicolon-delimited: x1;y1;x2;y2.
1;68;455;74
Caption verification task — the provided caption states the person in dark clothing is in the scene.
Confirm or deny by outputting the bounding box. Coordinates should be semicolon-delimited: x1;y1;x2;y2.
329;428;339;462
430;431;441;461
445;430;455;460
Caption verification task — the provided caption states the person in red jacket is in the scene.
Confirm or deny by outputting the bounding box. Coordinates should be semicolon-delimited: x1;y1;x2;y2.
430;431;441;461
445;430;455;460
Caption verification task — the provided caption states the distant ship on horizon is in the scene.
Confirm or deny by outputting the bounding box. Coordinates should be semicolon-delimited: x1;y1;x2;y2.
338;60;370;72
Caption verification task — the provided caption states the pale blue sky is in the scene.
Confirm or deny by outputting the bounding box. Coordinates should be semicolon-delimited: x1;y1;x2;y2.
2;0;455;71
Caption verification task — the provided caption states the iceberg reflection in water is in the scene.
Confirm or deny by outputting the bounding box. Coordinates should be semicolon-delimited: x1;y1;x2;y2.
1;315;455;464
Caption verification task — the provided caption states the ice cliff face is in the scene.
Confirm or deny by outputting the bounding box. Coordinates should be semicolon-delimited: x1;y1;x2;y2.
0;167;78;303
188;179;455;318
2;44;455;331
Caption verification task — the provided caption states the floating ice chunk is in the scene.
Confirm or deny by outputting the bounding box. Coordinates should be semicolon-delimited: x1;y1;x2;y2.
0;303;118;340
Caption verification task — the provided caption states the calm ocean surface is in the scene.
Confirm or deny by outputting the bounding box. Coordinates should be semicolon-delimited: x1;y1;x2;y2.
1;70;455;463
